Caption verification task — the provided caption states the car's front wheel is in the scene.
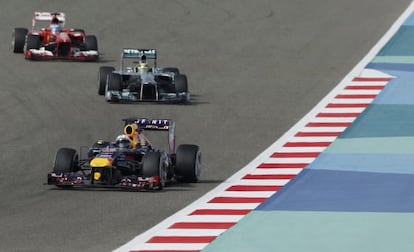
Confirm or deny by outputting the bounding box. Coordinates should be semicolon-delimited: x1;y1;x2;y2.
174;74;188;93
53;148;80;174
84;35;98;51
105;73;122;102
142;152;166;190
25;34;41;51
98;66;115;95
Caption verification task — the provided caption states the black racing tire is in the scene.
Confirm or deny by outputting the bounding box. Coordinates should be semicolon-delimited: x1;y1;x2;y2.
25;34;41;50
98;66;115;95
175;144;201;183
174;74;188;93
142;152;166;190
12;28;28;53
53;148;79;173
107;72;121;91
84;35;98;51
163;67;180;75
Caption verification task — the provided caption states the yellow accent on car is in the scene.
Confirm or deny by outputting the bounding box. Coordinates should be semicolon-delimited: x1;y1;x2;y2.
93;172;101;181
90;157;111;168
124;123;138;148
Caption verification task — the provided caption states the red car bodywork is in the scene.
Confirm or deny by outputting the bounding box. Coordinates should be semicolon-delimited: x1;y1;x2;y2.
24;27;98;61
13;12;98;61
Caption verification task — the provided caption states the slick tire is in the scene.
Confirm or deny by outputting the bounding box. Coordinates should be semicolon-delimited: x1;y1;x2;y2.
25;34;41;50
174;74;188;93
175;144;201;183
98;66;115;95
73;29;85;34
12;28;28;53
85;35;98;51
107;73;121;91
163;67;180;75
53;148;79;173
105;73;121;102
142;152;166;190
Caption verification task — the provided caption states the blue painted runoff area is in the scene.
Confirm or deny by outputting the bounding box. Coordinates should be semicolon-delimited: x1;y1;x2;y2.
377;25;414;56
339;104;414;138
373;70;414;104
367;62;414;71
256;169;414;212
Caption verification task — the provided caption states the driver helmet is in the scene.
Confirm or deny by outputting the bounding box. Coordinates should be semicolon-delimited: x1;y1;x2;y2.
136;55;148;73
137;62;148;73
50;23;61;35
115;134;132;149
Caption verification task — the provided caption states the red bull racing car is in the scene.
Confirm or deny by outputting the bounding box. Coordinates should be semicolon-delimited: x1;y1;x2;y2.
47;118;201;190
12;12;99;61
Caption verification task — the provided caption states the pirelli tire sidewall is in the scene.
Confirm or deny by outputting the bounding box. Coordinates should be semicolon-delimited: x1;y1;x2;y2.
162;67;180;75
174;74;188;93
84;35;98;51
25;34;41;51
53;148;80;173
175;144;201;183
98;66;115;95
12;27;28;53
142;151;166;190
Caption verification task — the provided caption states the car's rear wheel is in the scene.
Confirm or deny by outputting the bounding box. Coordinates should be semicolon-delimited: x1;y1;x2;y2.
98;66;115;95
142;152;166;190
175;144;201;183
84;35;98;51
163;67;180;75
53;148;79;173
73;29;85;34
12;28;28;53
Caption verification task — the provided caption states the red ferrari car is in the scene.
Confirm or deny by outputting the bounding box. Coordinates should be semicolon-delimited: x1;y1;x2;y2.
12;12;99;61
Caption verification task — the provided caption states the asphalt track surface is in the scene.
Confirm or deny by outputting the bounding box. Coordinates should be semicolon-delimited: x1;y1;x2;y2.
0;0;412;251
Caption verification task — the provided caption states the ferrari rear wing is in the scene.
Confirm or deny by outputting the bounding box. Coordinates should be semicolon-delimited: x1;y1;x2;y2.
32;12;66;27
122;118;176;153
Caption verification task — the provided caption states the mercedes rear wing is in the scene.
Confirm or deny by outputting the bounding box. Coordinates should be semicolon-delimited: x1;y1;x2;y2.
121;48;157;71
122;48;157;59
